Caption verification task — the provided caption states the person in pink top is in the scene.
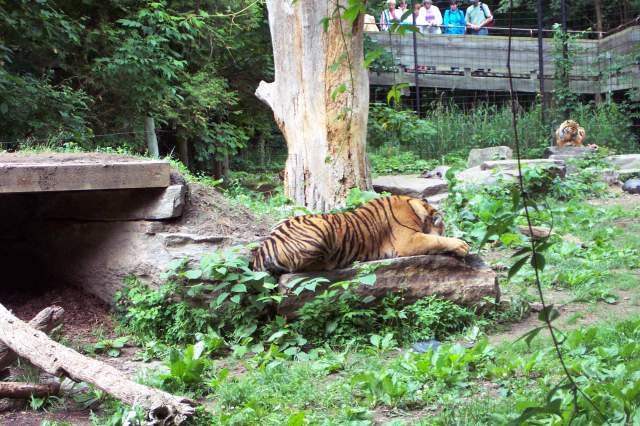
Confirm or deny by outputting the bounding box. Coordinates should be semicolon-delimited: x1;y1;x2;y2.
422;0;443;34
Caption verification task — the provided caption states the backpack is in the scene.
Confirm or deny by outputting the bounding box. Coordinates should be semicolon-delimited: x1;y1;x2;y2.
479;2;495;27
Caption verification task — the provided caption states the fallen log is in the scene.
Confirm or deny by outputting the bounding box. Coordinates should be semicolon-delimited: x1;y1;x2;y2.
277;254;499;318
0;305;64;371
0;382;60;399
0;303;195;425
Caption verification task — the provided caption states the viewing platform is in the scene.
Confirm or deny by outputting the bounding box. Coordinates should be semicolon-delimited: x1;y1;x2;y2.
367;25;640;94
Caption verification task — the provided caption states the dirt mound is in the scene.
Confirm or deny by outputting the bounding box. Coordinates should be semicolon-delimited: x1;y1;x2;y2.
164;182;273;242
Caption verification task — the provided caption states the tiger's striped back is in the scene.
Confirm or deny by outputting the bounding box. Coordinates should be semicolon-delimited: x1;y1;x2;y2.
252;195;444;274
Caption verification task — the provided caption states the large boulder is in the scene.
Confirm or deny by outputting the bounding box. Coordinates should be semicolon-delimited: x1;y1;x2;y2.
373;174;448;198
622;178;640;194
455;166;501;188
607;155;640;178
467;146;513;168
480;159;566;178
277;254;499;318
544;145;594;160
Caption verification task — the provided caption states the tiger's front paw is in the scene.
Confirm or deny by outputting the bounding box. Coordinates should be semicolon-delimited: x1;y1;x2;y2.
447;238;470;257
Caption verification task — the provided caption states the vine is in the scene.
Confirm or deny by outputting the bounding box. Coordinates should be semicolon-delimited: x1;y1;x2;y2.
505;2;609;423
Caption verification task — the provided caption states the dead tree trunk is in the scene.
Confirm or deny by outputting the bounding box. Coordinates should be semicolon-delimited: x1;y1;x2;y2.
0;382;60;399
0;303;195;425
0;306;64;371
256;0;371;211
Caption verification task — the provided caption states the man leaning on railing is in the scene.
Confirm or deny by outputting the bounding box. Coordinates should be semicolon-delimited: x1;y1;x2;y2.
465;0;493;35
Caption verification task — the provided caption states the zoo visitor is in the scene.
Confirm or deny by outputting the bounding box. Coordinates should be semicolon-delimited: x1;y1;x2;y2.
443;0;466;35
465;0;493;35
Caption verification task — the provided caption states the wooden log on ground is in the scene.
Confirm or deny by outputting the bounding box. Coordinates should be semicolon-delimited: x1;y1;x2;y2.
0;303;195;425
0;306;64;371
277;254;499;318
0;382;60;399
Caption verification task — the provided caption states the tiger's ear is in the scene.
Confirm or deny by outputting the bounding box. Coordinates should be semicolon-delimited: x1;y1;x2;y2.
432;214;443;227
409;198;430;222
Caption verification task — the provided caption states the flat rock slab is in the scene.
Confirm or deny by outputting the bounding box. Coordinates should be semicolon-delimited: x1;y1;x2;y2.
544;146;595;160
373;175;448;198
467;146;513;168
277;254;499;318
607;154;640;171
0;153;170;193
35;184;186;221
481;159;566;175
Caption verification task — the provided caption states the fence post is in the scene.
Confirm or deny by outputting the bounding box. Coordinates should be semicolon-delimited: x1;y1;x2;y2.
411;0;421;116
536;0;547;127
560;0;570;119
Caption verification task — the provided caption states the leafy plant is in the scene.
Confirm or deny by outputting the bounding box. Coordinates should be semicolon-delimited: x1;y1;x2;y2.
93;336;129;358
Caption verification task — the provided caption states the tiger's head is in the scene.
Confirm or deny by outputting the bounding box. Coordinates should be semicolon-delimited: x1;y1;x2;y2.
559;120;580;136
408;198;445;236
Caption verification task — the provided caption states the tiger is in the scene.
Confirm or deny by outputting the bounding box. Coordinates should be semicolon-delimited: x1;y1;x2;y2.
252;195;470;274
555;119;593;148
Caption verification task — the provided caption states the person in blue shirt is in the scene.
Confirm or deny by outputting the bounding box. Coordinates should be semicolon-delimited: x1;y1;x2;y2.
443;0;466;35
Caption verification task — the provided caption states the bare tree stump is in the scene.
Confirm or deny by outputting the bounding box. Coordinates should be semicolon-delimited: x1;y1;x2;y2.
0;382;60;399
256;0;371;210
0;306;64;371
0;303;195;425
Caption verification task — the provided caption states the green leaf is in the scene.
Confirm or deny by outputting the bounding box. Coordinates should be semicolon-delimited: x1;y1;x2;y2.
357;273;376;286
342;5;362;24
364;48;384;68
320;17;330;32
331;83;347;102
184;269;202;280
530;252;546;271
215;292;230;306
287;412;305;426
515;326;545;348
231;283;247;293
538;305;560;323
508;255;529;280
230;294;241;304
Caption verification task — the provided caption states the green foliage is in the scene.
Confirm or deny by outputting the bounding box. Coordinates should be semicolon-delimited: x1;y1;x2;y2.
93;336;129;358
369;147;438;175
367;103;437;151
159;342;211;394
114;247;278;346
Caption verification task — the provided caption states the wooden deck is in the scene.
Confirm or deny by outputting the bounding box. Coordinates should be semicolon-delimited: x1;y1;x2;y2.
367;26;640;94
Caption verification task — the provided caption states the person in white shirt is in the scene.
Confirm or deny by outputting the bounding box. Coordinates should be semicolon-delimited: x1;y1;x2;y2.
380;0;401;31
422;0;443;34
403;2;427;32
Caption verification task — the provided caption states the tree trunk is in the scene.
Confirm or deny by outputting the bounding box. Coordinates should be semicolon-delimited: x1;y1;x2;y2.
176;136;189;169
256;0;371;211
145;116;160;158
0;306;64;371
594;0;604;38
0;382;60;399
0;303;195;425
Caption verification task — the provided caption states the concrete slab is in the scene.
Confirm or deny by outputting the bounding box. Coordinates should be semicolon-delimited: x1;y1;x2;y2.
373;174;448;198
0;153;170;193
36;185;186;221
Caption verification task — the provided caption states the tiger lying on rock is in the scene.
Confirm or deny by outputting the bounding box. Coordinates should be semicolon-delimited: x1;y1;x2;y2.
252;195;470;274
555;119;597;149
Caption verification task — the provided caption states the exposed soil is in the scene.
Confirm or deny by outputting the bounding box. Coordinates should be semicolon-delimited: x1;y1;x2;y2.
0;284;116;346
164;183;273;242
0;409;92;426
